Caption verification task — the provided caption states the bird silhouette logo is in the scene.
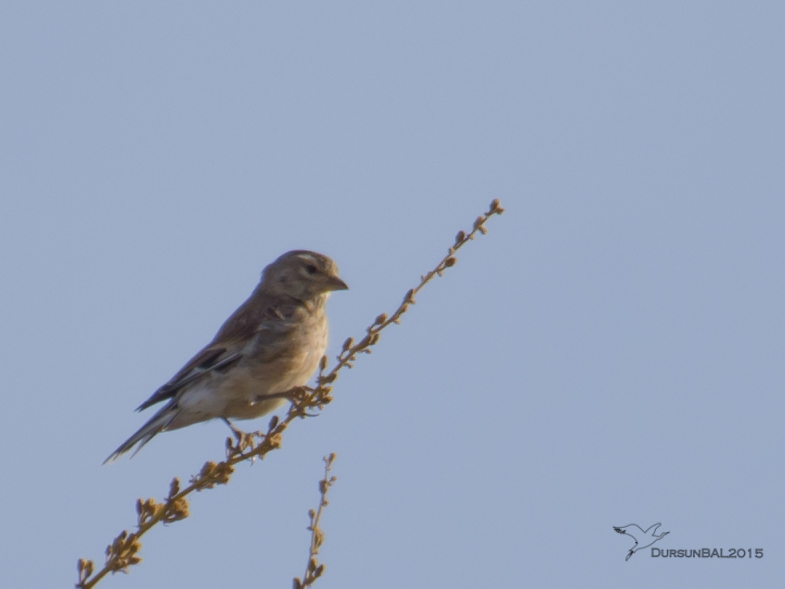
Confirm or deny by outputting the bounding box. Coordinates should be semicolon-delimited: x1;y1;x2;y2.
613;523;670;561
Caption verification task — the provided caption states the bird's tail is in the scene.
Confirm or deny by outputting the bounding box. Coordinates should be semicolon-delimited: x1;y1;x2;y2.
104;402;179;464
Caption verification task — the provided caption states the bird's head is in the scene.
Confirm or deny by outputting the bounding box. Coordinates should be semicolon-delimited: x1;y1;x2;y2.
261;250;348;300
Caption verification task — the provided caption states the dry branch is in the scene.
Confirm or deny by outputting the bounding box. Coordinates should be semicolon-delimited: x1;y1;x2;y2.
76;199;505;588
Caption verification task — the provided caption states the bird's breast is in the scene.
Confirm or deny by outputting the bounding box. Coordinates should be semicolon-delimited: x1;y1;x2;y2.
217;309;328;419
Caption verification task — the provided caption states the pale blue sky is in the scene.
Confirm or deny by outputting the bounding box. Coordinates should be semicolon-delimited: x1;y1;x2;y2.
1;2;784;588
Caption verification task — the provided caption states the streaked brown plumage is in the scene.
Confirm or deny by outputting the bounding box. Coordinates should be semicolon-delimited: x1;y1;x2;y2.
105;250;347;463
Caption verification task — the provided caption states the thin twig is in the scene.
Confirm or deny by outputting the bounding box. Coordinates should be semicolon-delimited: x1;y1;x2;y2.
293;454;337;589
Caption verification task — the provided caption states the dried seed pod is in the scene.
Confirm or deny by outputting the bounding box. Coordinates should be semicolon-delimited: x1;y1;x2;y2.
168;478;181;499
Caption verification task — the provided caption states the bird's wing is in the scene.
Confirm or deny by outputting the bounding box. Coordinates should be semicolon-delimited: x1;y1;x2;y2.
135;343;244;411
649;524;669;539
136;294;302;411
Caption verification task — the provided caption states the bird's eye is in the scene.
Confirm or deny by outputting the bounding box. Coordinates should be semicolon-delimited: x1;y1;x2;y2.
305;264;318;274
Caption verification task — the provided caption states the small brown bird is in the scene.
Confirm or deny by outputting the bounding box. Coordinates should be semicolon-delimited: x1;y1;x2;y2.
105;250;348;463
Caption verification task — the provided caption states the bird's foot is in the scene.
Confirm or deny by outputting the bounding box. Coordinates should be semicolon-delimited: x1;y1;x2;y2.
222;417;258;458
263;386;321;417
221;417;246;439
264;386;314;403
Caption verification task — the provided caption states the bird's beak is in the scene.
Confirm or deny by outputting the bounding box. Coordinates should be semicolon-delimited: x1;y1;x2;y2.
327;275;349;291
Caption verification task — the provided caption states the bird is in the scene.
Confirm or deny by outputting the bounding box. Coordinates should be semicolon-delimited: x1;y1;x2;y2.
613;523;670;560
105;250;348;463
